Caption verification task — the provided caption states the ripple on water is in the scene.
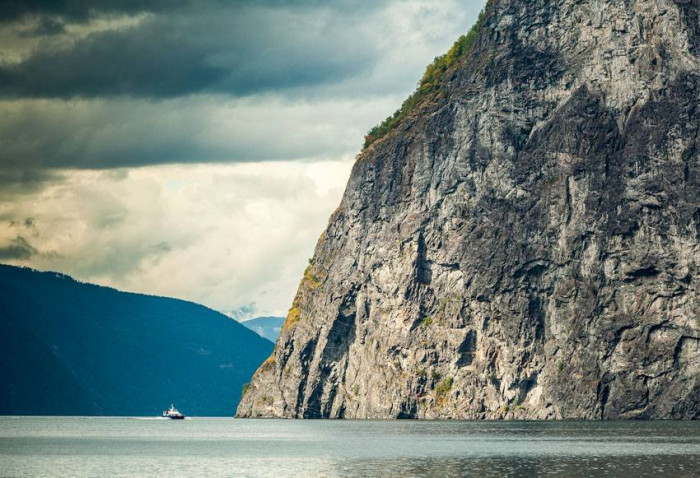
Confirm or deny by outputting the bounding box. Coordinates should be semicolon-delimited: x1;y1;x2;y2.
1;418;700;477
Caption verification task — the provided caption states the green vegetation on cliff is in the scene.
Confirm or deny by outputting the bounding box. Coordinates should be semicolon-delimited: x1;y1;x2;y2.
363;9;486;150
283;262;325;330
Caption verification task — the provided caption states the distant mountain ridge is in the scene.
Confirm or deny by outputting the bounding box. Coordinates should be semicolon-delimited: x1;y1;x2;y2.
240;316;285;342
0;264;273;416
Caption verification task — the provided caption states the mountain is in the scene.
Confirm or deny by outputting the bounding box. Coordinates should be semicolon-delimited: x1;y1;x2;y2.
240;316;285;342
0;264;273;416
238;0;700;419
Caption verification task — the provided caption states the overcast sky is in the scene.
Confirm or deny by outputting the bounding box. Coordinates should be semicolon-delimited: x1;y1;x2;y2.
0;0;486;318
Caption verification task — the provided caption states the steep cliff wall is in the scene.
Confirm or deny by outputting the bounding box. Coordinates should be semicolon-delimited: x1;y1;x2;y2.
238;0;700;419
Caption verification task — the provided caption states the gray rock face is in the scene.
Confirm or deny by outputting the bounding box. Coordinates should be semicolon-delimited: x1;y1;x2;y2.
237;0;700;419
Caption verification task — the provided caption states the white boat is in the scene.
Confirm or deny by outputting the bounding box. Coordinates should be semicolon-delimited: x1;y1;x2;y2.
162;404;185;419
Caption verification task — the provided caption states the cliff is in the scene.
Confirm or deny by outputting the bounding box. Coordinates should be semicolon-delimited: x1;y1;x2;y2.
238;0;700;419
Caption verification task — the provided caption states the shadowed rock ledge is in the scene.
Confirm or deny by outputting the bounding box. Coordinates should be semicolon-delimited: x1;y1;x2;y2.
237;0;700;419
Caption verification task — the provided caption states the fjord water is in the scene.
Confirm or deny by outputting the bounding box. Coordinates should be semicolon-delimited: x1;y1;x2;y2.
1;418;700;477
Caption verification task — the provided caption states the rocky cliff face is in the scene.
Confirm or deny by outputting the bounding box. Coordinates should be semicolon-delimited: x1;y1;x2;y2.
237;0;700;419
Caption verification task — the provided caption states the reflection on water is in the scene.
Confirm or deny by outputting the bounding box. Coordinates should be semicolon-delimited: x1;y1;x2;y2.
342;456;699;478
1;418;699;477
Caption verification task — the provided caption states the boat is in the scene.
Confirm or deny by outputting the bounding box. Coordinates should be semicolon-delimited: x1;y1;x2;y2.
162;404;185;419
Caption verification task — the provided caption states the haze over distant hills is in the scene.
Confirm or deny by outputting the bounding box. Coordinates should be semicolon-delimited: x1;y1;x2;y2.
0;264;273;416
239;316;285;342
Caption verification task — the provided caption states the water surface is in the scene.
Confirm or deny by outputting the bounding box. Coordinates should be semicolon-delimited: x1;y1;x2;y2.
1;417;699;477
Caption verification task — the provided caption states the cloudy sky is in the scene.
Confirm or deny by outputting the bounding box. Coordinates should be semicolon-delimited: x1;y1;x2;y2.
0;0;486;319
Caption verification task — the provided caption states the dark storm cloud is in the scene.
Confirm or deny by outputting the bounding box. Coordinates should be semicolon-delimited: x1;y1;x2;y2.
18;16;66;36
0;0;381;23
0;1;383;99
0;25;224;98
0;0;183;23
0;0;485;181
0;0;405;178
0;235;38;260
0;94;379;171
0;168;63;199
